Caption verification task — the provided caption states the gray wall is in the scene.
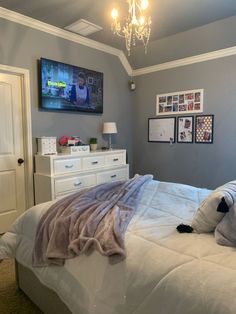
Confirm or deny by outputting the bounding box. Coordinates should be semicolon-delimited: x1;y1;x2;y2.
133;55;236;189
130;14;236;189
0;18;134;169
2;15;236;189
129;14;236;68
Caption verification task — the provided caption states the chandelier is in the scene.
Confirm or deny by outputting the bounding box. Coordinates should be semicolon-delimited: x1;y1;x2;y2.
111;0;152;56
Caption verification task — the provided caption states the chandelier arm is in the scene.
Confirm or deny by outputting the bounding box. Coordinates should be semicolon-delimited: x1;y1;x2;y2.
111;0;151;55
112;30;127;39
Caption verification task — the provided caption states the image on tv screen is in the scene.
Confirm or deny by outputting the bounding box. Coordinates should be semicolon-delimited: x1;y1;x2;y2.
39;58;103;113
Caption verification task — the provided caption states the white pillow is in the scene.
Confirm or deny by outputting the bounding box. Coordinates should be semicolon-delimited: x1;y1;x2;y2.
191;181;236;233
215;203;236;247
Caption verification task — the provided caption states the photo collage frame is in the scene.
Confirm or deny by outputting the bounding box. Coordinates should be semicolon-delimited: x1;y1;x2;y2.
148;115;214;144
156;89;203;115
195;115;214;144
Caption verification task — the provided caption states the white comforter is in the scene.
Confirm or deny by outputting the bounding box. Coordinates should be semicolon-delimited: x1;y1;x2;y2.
1;180;236;314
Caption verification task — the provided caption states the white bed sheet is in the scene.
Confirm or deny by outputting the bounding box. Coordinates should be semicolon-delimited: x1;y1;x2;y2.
1;180;236;314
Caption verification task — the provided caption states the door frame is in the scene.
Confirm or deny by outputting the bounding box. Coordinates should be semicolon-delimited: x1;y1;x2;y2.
0;64;34;209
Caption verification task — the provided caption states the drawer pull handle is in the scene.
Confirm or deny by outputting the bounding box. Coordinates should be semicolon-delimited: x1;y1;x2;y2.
74;182;82;187
111;174;117;178
113;158;119;161
91;161;98;165
65;164;74;168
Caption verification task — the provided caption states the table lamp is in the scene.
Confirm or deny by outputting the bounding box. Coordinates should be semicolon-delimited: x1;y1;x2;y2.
103;122;117;149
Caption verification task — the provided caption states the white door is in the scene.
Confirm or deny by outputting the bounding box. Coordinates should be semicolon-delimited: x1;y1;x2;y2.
0;73;26;233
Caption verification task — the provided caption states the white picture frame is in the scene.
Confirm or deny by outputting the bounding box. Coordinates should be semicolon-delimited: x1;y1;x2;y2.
156;89;203;115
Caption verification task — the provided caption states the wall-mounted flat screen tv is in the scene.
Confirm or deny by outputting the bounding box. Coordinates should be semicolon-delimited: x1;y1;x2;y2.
39;58;103;113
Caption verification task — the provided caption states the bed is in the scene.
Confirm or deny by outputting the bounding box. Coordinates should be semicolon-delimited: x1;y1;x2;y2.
1;179;236;314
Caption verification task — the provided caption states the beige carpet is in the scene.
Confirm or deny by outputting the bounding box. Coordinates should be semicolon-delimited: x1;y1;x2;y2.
0;259;42;313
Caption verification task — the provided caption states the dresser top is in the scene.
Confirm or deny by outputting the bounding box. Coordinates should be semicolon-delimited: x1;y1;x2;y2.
35;149;126;159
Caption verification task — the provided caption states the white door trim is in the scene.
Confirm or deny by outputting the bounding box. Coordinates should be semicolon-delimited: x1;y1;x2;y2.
0;64;34;208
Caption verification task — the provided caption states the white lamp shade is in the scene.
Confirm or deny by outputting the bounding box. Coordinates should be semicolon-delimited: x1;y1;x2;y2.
103;122;117;134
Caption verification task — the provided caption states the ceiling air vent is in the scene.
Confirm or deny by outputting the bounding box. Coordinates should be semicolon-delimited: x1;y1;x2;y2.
65;19;103;36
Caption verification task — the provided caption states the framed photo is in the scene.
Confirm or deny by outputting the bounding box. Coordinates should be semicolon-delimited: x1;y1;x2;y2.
148;117;176;143
177;116;194;143
156;89;203;115
195;115;214;144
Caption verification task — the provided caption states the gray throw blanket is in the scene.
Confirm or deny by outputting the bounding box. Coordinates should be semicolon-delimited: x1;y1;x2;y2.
33;174;152;266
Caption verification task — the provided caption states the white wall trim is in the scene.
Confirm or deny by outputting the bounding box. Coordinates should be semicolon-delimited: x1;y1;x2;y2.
118;51;133;76
0;7;132;75
132;46;236;76
0;64;34;209
2;7;236;78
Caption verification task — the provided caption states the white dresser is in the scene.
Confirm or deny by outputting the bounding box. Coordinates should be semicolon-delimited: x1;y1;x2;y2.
34;149;129;204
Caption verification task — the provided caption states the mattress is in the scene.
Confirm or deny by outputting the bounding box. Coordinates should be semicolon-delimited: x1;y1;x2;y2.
1;180;236;314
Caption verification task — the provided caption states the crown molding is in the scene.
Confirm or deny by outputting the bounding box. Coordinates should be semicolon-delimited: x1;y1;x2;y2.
132;46;236;76
2;7;236;78
0;7;132;75
118;51;133;76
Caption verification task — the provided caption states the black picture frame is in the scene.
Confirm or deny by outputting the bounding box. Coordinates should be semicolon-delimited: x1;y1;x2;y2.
177;116;194;143
148;117;176;143
195;115;214;144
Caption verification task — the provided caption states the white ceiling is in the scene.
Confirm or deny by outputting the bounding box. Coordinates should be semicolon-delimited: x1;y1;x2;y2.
1;0;236;52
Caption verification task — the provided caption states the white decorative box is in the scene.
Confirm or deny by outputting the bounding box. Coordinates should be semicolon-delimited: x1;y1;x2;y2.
60;145;90;155
37;137;57;155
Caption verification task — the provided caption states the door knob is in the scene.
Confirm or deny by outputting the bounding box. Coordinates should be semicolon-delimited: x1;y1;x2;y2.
18;158;24;165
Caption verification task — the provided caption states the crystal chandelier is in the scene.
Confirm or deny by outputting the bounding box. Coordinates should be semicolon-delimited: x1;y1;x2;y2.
111;0;152;56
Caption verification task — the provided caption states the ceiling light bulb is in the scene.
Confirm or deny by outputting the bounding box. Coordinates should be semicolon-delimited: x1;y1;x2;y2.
139;16;145;25
111;8;118;19
132;16;138;25
140;0;149;10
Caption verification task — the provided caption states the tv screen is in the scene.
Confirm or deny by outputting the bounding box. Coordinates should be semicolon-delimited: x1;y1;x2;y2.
39;58;103;113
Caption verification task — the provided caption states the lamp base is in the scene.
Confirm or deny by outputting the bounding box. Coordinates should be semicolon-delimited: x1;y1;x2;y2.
108;134;112;150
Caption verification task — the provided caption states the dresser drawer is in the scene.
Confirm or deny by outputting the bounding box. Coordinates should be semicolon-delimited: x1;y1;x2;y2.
82;155;105;170
54;158;81;175
54;174;96;194
34;150;129;204
105;153;125;166
97;168;128;184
